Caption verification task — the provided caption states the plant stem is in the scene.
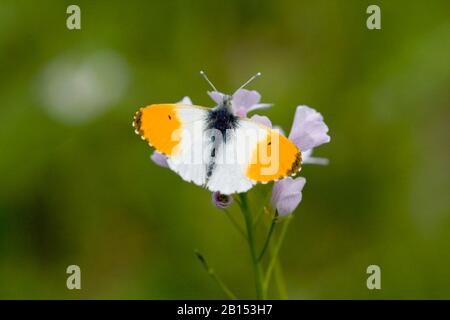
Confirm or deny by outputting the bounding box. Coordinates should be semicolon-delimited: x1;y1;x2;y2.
238;193;266;300
258;214;277;262
223;209;247;240
195;250;238;300
273;253;288;299
263;215;292;291
254;189;272;227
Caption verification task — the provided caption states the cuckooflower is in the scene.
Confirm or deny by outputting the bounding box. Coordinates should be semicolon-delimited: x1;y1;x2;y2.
270;105;330;216
271;177;306;216
302;149;329;165
211;192;233;209
150;151;169;168
250;114;272;128
288;105;330;154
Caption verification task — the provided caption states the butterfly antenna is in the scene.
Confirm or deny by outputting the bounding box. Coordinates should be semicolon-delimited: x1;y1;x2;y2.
200;70;218;92
235;72;262;93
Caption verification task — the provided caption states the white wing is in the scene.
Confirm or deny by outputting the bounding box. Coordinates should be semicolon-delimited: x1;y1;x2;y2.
166;108;272;194
206;119;267;194
167;105;210;186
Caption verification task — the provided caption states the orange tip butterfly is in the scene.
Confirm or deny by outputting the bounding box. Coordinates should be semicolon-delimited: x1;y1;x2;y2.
133;72;301;194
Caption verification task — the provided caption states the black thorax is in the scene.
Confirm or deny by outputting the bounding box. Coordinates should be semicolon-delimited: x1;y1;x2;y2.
204;96;239;179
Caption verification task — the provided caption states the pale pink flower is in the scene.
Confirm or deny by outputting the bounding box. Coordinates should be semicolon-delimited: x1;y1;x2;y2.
271;105;330;215
211;192;233;209
271;177;306;216
208;89;272;117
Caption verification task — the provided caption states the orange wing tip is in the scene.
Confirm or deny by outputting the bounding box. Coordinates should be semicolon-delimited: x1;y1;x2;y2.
286;151;302;176
133;108;144;136
247;150;302;184
133;108;154;150
133;104;182;157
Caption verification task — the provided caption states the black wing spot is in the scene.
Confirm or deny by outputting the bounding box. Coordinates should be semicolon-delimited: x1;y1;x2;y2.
133;109;143;135
168;115;172;120
287;152;302;176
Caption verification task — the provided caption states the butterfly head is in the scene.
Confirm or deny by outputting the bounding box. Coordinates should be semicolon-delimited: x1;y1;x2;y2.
219;94;233;111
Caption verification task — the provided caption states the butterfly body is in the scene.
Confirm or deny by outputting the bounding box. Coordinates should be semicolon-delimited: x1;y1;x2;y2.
206;96;238;141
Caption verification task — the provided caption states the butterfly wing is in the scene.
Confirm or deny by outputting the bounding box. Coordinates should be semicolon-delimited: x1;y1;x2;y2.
134;105;301;194
242;118;301;183
204;121;261;194
205;118;301;194
133;103;210;186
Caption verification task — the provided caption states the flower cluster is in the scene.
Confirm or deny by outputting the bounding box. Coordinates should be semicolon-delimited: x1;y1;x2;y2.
150;89;330;216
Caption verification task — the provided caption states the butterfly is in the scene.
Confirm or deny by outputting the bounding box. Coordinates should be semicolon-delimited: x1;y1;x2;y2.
133;72;301;195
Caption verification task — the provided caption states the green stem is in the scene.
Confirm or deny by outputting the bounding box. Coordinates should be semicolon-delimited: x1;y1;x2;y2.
254;205;268;228
195;250;238;300
233;195;242;207
238;193;266;300
263;215;292;291
254;190;272;227
273;254;288;299
223;209;247;240
258;214;277;262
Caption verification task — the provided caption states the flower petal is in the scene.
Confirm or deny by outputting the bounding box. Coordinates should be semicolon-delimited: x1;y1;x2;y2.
288;106;330;152
208;89;271;117
246;103;272;114
302;149;329;165
178;96;193;105
273;125;286;136
232;89;261;108
208;91;224;104
250;114;272;128
150;151;169;168
271;177;306;216
232;89;272;117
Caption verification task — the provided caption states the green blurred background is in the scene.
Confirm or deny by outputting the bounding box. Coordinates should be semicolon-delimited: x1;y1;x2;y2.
0;0;449;299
